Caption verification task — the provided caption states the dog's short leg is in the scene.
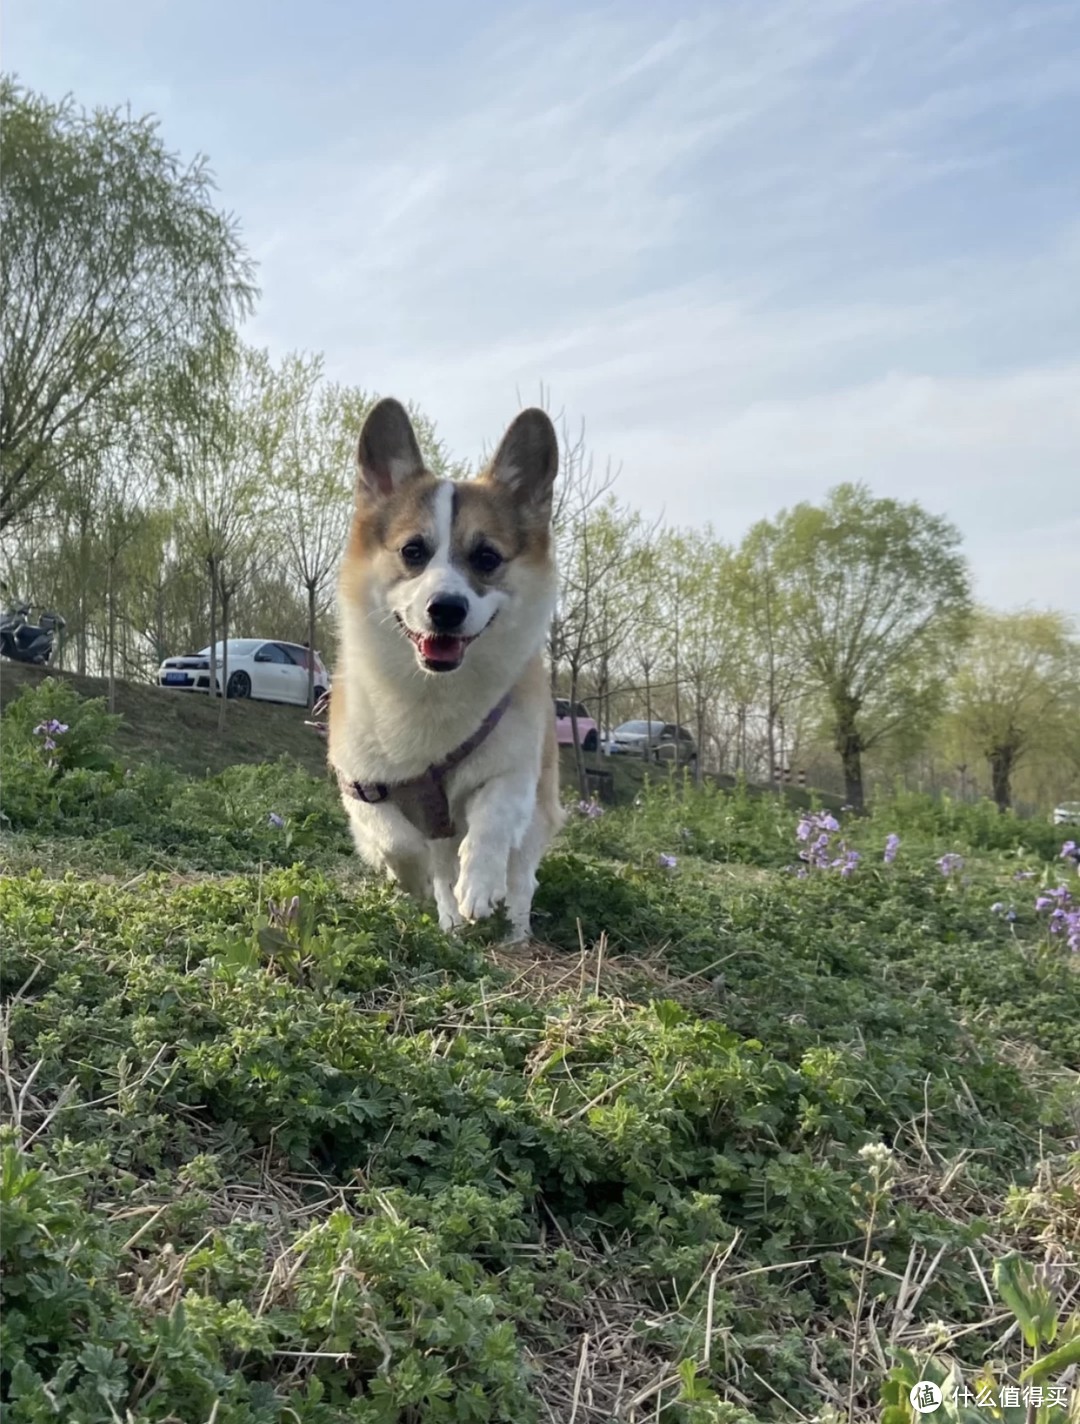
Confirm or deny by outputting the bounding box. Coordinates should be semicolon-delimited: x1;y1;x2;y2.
384;853;431;904
505;806;559;943
505;851;538;943
454;774;536;923
430;841;463;932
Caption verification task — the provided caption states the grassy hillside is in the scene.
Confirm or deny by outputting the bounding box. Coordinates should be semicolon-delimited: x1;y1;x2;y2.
0;662;842;812
0;661;331;780
1;677;1078;1424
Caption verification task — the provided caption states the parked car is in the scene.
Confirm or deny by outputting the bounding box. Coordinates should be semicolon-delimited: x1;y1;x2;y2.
554;698;599;751
1053;801;1080;826
607;720;697;764
157;639;330;706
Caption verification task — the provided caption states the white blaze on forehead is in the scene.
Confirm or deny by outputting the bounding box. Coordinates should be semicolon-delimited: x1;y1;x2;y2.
429;481;455;570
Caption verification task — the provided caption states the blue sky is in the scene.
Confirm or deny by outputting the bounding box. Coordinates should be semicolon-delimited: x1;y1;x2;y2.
7;0;1079;611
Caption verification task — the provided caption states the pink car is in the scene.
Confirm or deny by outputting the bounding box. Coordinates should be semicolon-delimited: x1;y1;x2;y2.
554;698;599;751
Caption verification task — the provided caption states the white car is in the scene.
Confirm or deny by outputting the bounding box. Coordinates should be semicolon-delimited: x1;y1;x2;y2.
1053;801;1080;827
157;639;330;707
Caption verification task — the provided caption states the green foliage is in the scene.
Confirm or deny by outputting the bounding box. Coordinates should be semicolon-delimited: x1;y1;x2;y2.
762;482;973;807
0;679;350;869
947;608;1080;812
0;75;256;532
865;788;1066;859
2;684;1078;1421
879;1252;1080;1423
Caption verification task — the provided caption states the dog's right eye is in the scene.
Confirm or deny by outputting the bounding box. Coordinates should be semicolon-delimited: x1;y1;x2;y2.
400;540;428;567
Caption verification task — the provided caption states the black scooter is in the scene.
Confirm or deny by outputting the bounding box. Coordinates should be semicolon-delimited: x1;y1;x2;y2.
0;603;66;666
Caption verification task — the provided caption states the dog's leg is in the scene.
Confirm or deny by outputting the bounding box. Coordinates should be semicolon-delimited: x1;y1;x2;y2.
505;794;562;942
505;835;542;943
430;841;463;933
384;853;432;904
453;774;537;923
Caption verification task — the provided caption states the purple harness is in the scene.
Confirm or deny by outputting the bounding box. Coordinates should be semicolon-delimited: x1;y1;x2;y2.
312;691;512;841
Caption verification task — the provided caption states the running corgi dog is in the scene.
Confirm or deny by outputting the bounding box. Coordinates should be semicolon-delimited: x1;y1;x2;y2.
328;398;565;942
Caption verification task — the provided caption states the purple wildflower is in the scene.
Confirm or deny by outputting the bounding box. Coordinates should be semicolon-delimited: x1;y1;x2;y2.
938;853;964;877
658;853;677;870
794;809;862;878
268;812;285;829
1061;841;1077;859
830;848;861;878
33;719;69;737
32;718;69;765
883;833;900;864
576;798;604;819
1035;884;1079;954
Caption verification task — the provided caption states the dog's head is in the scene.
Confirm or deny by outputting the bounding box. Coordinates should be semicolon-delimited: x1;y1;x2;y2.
340;400;559;678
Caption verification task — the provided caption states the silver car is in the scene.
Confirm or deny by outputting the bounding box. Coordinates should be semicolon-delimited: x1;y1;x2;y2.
607;720;697;764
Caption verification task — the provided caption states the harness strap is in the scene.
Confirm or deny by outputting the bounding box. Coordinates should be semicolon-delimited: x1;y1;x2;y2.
329;691;513;840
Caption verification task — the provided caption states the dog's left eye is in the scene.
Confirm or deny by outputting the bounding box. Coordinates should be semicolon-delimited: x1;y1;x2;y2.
401;540;428;567
471;546;503;576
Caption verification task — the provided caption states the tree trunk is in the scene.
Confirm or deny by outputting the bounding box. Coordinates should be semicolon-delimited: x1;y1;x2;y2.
306;581;317;707
569;668;588;799
154;580;166;668
207;554;219;715
835;719;865;811
217;576;230;734
548;624;561;694
988;746;1016;813
831;692;865;811
672;612;681;747
694;693;706;787
766;683;777;794
643;664;653;762
595;655;608;766
107;554;117;713
77;508;89;676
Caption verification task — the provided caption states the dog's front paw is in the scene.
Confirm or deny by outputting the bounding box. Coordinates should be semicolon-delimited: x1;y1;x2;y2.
453;861;508;923
438;904;464;933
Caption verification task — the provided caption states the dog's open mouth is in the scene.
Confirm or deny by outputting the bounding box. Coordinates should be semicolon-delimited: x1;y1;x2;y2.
396;616;477;672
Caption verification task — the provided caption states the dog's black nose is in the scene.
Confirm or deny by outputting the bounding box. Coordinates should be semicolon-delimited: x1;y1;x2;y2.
427;594;469;632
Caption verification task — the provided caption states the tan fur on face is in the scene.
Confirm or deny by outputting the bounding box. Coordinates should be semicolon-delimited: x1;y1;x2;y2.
346;475;441;563
343;474;551;609
451;482;552;584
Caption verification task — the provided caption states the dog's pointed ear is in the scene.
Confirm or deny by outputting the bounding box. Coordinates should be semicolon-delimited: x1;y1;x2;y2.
356;398;427;500
484;409;559;516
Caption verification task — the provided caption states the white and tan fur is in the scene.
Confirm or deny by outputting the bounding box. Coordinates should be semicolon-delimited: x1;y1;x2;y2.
328;399;566;942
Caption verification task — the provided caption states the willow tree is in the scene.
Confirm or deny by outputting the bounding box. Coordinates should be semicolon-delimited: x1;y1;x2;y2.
731;521;803;787
665;529;736;783
274;363;356;706
164;341;282;730
950;609;1080;812
0;78;255;532
766;483;972;810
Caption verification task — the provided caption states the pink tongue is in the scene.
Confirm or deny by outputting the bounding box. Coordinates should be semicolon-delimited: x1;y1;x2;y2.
421;634;464;663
